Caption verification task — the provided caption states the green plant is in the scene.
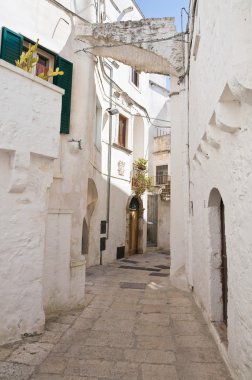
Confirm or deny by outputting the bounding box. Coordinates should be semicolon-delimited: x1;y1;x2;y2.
15;40;39;73
15;39;64;80
132;159;154;196
38;67;64;81
134;158;148;171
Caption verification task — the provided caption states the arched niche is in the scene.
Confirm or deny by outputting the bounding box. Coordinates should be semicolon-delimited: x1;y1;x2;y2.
208;188;228;328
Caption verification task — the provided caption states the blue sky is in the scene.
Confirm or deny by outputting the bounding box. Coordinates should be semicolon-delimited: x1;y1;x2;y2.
135;0;189;31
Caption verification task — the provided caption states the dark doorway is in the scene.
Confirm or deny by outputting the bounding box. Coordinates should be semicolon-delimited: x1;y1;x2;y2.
220;199;228;326
81;218;89;255
147;194;158;247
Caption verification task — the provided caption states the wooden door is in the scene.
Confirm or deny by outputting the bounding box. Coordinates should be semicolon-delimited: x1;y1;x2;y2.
128;197;140;256
129;210;139;255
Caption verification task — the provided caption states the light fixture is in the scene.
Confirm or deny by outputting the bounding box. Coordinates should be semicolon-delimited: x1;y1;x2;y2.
68;138;82;150
106;108;119;115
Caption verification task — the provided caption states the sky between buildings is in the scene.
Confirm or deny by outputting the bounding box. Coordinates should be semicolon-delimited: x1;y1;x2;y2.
135;0;189;31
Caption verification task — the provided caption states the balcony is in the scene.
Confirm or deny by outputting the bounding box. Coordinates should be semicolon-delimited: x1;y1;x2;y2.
153;174;171;201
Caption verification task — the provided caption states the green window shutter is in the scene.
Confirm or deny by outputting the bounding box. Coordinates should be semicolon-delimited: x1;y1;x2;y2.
53;56;73;134
0;27;23;65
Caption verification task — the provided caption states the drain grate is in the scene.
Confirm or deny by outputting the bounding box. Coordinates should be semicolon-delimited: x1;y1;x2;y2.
155;265;170;269
119;265;160;272
149;272;169;277
121;259;139;264
120;282;146;289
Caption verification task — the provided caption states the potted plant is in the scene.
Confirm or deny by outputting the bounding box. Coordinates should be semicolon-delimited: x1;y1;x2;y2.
134;158;148;171
132;158;153;196
15;39;64;80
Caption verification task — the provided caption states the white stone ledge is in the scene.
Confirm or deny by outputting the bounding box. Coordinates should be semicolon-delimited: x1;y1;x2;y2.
0;59;65;95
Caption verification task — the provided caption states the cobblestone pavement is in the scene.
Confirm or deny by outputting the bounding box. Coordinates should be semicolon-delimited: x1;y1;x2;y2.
0;251;232;380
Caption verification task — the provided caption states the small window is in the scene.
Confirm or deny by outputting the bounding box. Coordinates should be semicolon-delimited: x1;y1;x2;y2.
118;114;128;148
1;27;73;134
23;41;55;82
156;165;168;185
131;68;139;88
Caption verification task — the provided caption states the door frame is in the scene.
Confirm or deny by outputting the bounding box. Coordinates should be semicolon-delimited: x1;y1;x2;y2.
208;188;228;327
125;195;144;257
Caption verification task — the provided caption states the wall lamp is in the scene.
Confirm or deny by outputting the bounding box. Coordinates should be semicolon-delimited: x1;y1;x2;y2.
68;138;82;150
106;108;119;115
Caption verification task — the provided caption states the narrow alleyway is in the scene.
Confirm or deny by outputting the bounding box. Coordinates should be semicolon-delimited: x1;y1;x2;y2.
0;252;231;380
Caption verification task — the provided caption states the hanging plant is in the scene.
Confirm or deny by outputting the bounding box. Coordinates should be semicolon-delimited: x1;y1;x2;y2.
134;158;148;171
132;158;153;196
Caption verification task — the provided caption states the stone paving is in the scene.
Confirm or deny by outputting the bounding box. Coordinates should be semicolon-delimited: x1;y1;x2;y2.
0;251;232;380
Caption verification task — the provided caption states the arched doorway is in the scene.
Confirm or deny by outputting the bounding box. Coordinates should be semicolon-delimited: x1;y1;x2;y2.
208;188;228;326
129;197;140;256
220;199;228;325
126;196;143;256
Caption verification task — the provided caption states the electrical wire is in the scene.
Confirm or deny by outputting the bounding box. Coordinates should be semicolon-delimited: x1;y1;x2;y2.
75;48;171;129
46;0;90;23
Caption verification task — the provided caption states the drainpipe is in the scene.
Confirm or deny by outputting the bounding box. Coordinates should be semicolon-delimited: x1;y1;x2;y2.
103;60;113;241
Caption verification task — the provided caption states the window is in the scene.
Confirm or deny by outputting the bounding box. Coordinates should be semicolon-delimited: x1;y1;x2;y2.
118;114;128;148
131;68;139;88
156;165;168;185
0;27;73;134
23;41;55;82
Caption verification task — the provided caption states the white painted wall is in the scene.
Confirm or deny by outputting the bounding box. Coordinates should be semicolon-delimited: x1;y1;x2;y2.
86;1;169;266
0;60;63;344
0;0;172;345
149;134;171;251
171;0;252;378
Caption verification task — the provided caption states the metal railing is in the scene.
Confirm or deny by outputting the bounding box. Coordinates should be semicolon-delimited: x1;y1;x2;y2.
154;174;171;186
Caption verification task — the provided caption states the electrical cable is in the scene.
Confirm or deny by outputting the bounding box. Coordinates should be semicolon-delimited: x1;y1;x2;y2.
75;48;171;128
46;0;90;23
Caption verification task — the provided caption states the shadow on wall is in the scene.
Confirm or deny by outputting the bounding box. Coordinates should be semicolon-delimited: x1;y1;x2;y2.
82;178;98;255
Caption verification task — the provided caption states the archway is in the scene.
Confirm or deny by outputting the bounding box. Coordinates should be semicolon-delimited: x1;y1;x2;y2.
126;195;144;257
208;188;228;326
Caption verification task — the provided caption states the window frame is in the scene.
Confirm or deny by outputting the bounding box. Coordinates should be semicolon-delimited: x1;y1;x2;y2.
131;67;140;88
118;114;128;148
156;165;168;185
23;40;55;83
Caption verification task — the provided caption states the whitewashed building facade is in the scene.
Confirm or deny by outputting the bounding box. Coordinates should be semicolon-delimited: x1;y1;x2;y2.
170;1;252;378
0;0;169;345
